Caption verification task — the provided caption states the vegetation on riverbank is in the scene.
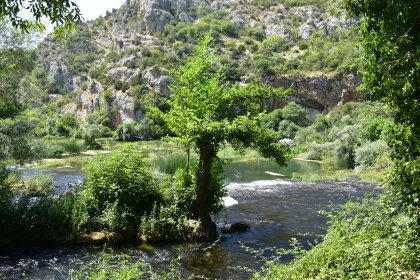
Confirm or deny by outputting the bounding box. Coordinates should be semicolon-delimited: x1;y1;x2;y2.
254;192;420;279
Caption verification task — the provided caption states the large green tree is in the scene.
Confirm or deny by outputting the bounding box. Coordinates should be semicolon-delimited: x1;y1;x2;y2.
150;35;292;240
342;1;420;211
0;20;39;164
0;1;82;165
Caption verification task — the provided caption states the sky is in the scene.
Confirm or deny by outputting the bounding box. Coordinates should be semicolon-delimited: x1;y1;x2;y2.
72;0;127;21
20;0;126;33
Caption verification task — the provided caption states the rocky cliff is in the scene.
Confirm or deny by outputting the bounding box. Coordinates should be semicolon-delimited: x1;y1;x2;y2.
37;0;363;126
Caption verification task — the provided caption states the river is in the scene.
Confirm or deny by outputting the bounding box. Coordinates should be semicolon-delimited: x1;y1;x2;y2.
0;159;380;279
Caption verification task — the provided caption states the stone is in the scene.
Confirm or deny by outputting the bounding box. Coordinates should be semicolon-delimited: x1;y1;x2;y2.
119;55;137;67
142;67;171;96
279;138;295;146
263;75;364;122
298;23;316;40
108;67;139;82
221;222;251;234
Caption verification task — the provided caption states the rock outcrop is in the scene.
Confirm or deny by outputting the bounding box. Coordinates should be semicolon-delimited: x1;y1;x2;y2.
265;75;364;121
142;67;171;96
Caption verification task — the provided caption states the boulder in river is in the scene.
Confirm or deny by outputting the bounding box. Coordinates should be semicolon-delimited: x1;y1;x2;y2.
221;222;251;234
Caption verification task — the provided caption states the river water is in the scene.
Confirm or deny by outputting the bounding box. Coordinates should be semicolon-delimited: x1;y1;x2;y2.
0;160;380;279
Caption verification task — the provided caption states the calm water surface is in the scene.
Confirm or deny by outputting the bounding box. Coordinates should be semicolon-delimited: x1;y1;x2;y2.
0;160;380;279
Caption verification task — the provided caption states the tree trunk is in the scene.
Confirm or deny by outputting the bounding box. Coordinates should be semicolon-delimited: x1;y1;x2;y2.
193;143;218;241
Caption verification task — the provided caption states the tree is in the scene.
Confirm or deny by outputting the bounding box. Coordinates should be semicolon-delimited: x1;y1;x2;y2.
0;20;39;165
150;35;292;240
342;1;420;212
0;0;82;166
0;0;82;38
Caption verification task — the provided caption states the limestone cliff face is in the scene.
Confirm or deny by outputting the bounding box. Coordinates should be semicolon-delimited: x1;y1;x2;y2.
142;67;171;96
106;91;145;127
38;0;362;126
265;75;364;121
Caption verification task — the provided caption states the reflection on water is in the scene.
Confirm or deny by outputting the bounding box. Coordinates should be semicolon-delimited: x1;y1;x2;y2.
1;161;380;279
224;159;321;182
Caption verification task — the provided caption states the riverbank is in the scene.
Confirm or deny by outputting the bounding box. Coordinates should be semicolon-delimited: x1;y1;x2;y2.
0;178;380;279
26;140;389;186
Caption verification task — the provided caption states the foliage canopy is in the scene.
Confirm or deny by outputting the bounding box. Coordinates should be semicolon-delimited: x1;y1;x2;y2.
0;0;82;38
150;35;292;239
343;0;420;210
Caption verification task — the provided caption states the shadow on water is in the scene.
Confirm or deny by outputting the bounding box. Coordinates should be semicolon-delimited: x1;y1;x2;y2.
0;161;381;279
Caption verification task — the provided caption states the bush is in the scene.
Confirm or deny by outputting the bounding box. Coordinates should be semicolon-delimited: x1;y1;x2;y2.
115;121;140;141
0;166;20;186
313;114;330;132
62;138;85;154
114;80;123;90
355;140;388;168
259;35;288;54
247;27;265;41
121;82;130;92
81;81;88;91
55;114;78;137
86;110;112;128
255;193;420;279
278;119;300;139
334;136;355;169
72;146;160;232
261;109;283;131
151;152;187;175
281;102;309;127
0;186;76;245
103;90;113;102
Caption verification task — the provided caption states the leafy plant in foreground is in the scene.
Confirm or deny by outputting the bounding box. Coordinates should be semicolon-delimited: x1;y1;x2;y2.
254;193;420;279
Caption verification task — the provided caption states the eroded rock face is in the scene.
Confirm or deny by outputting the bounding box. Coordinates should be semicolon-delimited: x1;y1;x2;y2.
108;67;139;82
298;23;316;40
138;0;173;34
142;67;171;96
104;91;145;127
44;60;74;91
265;75;364;121
81;92;101;116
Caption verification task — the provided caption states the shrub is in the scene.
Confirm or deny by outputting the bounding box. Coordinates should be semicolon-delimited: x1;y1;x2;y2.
281;102;309;127
355;140;388;168
334;136;355;169
115;121;140;141
247;27;265;41
114;80;123;90
62;138;85;154
313;113;330;132
72;146;160;232
103;90;113;102
259;35;288;54
255;193;420;279
121;82;130;92
0;166;20;186
0;186;76;245
81;81;88;91
55;114;78;137
86;110;112;128
278;119;300;139
151;152;187;175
